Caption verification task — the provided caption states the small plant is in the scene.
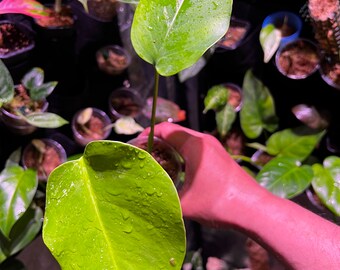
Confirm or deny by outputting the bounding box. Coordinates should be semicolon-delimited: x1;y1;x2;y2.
0;149;43;265
0;60;68;130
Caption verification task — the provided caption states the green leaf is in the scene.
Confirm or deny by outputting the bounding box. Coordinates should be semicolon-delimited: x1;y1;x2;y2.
240;69;278;139
256;157;313;199
0;166;38;238
216;104;236;137
266;127;325;161
21;67;44;90
131;0;232;76
312;157;340;216
260;24;281;63
24;112;69;128
0;60;14;107
203;85;228;113
0;247;5;264
8;205;43;255
5;148;22;169
29;81;58;101
43;140;186;269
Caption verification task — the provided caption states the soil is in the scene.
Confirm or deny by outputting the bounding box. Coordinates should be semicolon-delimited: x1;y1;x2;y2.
23;142;63;180
3;85;45;115
35;6;74;27
226;85;242;110
308;0;339;21
277;39;319;78
111;96;141;117
223;129;245;155
87;0;118;21
130;138;182;184
76;115;106;140
219;24;248;49
321;61;340;87
97;48;129;75
0;23;33;56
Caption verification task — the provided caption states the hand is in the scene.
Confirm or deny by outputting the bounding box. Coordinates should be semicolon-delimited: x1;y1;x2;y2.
139;122;253;226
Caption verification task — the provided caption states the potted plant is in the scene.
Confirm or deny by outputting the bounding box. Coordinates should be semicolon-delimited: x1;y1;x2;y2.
71;107;112;146
96;44;131;75
0;0;47;77
0;60;68;135
260;11;303;63
22;138;67;181
304;0;340;88
275;38;320;79
0;148;43;266
41;0;233;269
108;86;144;121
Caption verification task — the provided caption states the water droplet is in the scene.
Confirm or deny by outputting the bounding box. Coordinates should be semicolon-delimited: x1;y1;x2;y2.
121;210;130;220
169;258;176;266
123;224;133;234
139;163;145;168
122;161;132;169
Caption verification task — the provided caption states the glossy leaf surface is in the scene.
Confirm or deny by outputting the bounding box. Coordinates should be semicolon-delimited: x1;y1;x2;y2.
43;140;186;269
0;165;37;238
0;60;14;107
216;104;236;137
312;156;340;216
0;0;47;18
266;127;325;161
260;24;281;63
240;70;278;139
24;112;68;128
256;157;313;199
203;85;228;113
131;0;232;76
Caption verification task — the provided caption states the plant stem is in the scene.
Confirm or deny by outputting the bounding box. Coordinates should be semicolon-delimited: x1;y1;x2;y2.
147;68;159;153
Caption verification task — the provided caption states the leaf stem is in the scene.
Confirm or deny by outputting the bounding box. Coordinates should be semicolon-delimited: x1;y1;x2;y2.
147;68;159;153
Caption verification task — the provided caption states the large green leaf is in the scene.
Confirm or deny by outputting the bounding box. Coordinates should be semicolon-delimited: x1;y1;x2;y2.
266;127;325;161
131;0;232;76
0;166;38;238
24;112;69;128
0;60;14;107
260;24;281;63
312;157;340;216
216;104;236;137
203;85;228;114
240;70;278;139
43;140;186;269
256;157;313;199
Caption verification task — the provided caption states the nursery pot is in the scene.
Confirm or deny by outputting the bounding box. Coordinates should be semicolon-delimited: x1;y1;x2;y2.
96;44;131;75
216;17;251;50
108;87;144;121
127;136;183;188
87;0;119;22
262;11;302;47
275;38;320;79
72;107;112;147
223;83;243;112
319;57;340;90
0;102;49;136
34;4;75;40
22;138;67;181
0;20;35;67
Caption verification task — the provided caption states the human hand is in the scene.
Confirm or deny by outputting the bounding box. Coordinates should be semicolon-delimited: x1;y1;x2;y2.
139;122;254;226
